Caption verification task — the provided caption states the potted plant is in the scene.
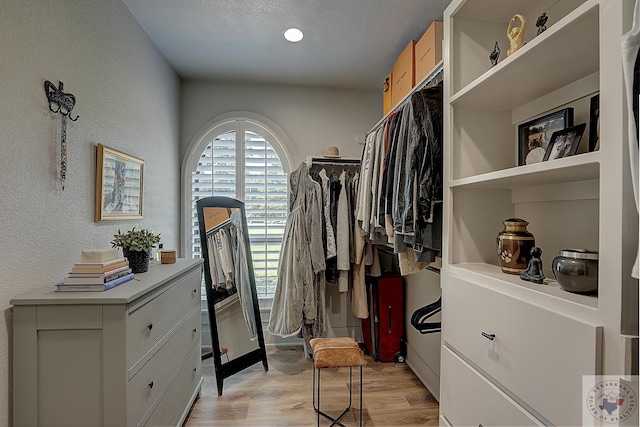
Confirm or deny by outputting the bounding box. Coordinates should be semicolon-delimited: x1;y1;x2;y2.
111;227;161;273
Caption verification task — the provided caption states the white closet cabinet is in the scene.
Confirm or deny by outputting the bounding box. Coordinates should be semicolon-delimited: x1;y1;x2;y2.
12;258;204;427
440;1;638;426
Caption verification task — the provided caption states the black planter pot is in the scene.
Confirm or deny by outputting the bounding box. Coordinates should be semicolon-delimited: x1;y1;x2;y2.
123;249;150;273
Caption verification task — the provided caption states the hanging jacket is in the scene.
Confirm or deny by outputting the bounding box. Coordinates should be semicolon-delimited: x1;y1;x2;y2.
230;210;258;341
268;163;316;338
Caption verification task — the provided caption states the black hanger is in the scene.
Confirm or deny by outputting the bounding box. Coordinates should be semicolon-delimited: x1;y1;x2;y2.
410;296;441;334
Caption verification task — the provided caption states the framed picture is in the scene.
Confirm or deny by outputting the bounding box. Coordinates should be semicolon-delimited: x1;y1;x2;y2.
95;144;144;221
588;94;600;151
518;107;574;166
542;123;587;161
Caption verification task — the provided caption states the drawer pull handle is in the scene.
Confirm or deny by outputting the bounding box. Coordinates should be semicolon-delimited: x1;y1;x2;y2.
481;332;495;341
148;381;154;389
147;323;153;331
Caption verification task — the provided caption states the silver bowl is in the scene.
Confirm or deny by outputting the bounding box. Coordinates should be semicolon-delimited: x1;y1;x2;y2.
551;249;598;294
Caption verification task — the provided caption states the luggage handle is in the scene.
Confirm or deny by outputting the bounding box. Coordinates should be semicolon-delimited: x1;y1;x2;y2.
388;305;392;333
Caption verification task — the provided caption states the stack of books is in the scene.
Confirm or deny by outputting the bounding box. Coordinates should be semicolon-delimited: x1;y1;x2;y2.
56;250;134;292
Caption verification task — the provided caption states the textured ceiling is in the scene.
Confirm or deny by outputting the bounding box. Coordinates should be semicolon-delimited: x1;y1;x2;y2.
122;0;452;90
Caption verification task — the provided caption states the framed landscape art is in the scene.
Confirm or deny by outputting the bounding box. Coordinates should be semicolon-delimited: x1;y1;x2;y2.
518;108;574;166
95;144;144;221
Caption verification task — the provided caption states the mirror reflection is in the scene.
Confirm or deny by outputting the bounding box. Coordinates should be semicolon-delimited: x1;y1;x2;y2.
197;196;268;396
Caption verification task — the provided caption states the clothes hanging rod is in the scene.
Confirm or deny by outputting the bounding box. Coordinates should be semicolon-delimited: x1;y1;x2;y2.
307;156;361;166
366;60;444;138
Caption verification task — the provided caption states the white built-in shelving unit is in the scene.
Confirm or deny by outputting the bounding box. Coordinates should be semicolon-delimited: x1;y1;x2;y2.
440;0;638;425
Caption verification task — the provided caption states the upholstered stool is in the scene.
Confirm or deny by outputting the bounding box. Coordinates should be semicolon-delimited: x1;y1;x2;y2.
310;337;366;427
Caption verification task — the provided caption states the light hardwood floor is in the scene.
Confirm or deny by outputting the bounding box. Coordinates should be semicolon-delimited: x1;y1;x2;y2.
184;346;439;426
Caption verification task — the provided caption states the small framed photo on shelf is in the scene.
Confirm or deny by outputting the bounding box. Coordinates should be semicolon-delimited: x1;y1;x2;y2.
588;94;600;151
542;123;587;161
95;144;144;221
518;107;574;166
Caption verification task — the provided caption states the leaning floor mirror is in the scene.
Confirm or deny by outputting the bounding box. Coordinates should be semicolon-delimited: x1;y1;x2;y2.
196;196;269;396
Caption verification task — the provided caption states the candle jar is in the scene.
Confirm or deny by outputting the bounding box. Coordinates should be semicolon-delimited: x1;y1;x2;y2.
497;218;535;274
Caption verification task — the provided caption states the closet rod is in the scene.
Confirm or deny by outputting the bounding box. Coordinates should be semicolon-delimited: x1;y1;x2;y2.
366;60;444;137
307;156;361;166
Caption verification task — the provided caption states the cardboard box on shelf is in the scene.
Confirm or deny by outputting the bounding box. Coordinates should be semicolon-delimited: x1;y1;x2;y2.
391;40;416;107
415;20;443;84
383;72;392;115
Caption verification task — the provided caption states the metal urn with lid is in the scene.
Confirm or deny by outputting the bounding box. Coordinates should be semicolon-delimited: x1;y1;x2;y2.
496;218;535;274
552;249;599;294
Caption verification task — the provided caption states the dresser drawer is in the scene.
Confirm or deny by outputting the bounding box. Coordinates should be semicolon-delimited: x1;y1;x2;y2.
442;274;601;426
144;345;202;427
127;305;201;426
127;268;201;367
440;346;543;427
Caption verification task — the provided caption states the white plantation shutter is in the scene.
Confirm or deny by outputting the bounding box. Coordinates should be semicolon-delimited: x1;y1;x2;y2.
190;128;287;299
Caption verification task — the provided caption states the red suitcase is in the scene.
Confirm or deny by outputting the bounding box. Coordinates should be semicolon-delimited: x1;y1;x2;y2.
362;275;405;362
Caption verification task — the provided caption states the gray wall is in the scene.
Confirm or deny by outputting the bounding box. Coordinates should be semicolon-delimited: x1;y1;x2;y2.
180;81;380;166
0;1;180;424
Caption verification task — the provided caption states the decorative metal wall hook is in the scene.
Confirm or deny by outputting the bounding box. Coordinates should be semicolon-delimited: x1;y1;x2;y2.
44;80;79;121
45;80;79;190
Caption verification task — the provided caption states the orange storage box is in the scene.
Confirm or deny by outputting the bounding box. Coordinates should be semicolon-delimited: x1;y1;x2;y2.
391;40;416;107
414;20;443;84
383;72;393;115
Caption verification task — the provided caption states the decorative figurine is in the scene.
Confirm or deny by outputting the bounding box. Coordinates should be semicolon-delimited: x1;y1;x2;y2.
536;12;548;36
489;41;500;67
507;14;526;56
519;246;545;284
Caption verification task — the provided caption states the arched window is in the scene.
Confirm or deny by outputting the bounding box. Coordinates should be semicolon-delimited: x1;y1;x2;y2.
182;113;291;299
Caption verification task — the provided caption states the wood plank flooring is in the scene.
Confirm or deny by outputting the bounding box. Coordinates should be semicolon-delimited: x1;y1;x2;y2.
184;346;439;426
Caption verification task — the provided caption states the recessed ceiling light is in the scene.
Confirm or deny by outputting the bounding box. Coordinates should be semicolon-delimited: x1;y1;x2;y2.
283;27;304;43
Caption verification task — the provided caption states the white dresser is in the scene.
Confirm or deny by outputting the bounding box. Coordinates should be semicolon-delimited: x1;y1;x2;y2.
12;258;204;427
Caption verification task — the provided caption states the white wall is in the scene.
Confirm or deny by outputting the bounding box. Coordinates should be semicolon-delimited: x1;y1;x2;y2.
0;1;180;424
404;269;442;400
180;81;380;166
180;82;380;343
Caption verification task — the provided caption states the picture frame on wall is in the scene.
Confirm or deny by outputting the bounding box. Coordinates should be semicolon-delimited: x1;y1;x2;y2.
588;94;600;151
518;107;574;166
95;144;144;221
542;123;587;161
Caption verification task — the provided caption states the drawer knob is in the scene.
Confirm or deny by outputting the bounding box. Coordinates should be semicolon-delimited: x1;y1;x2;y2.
481;332;495;341
192;288;197;294
193;328;197;334
148;381;154;389
147;323;153;331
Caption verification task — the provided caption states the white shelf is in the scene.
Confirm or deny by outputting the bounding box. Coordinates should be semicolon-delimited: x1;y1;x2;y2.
449;152;600;189
448;262;598;314
450;1;599;110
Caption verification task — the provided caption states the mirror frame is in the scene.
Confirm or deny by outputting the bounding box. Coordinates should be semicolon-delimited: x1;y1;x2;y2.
196;196;269;396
